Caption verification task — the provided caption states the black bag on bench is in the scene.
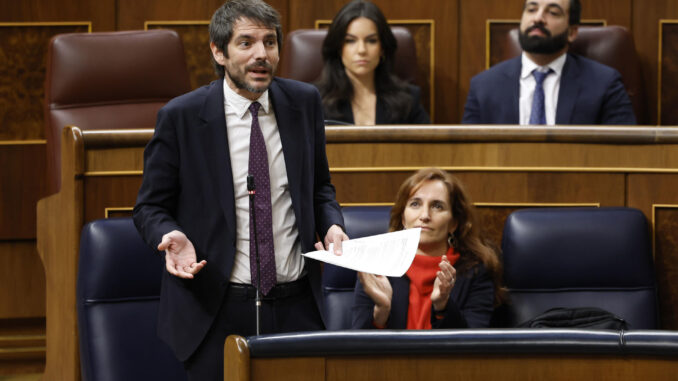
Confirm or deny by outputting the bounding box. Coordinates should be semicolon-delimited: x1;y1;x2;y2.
518;307;629;330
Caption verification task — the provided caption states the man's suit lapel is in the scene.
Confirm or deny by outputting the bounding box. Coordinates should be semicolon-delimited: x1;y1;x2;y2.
198;79;237;238
504;57;521;124
269;79;303;218
556;54;580;124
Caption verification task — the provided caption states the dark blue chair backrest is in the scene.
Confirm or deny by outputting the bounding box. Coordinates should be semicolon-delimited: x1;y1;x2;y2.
322;206;392;330
501;207;658;329
77;218;187;381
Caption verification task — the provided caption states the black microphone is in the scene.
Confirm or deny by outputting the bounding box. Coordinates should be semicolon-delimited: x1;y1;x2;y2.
247;174;256;194
247;174;262;335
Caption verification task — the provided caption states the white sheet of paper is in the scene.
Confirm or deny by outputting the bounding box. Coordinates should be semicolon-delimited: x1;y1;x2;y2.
302;228;421;277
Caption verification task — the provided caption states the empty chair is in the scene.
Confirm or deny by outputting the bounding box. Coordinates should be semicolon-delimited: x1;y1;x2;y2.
279;27;418;85
501;207;658;329
44;30;191;194
322;206;392;330
77;218;187;381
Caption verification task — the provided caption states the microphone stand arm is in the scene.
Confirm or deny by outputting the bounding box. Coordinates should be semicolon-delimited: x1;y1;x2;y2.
247;175;263;336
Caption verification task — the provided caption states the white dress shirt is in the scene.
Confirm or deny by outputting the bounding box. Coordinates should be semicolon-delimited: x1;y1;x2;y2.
222;81;304;284
519;52;567;126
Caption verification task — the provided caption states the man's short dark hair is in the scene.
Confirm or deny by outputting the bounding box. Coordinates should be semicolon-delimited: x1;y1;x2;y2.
569;0;581;26
209;0;282;78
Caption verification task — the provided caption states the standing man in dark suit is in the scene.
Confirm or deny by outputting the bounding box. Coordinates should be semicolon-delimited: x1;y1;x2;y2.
462;0;636;125
133;1;347;379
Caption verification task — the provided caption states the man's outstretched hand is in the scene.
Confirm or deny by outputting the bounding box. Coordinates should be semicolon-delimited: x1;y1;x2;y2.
158;230;207;279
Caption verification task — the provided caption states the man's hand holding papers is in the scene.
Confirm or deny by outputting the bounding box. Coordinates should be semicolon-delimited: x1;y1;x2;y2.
303;228;421;277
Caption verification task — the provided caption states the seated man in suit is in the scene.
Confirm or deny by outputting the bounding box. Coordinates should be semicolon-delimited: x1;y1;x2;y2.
462;0;636;125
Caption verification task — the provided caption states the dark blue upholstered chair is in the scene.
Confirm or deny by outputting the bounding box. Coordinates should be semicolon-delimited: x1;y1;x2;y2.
77;218;187;381
322;206;392;330
501;207;658;329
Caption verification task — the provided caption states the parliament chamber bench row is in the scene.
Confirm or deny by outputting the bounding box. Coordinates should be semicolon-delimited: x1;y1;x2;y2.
42;24;647;198
76;206;665;381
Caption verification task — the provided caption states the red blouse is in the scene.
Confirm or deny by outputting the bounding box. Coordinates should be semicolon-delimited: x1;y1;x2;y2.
405;247;460;329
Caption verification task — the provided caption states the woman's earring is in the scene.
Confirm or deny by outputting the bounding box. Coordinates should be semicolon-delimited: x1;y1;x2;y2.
448;233;456;248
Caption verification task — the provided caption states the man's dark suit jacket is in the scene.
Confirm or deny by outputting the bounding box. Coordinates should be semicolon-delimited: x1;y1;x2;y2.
352;264;495;329
462;53;636;125
133;77;344;361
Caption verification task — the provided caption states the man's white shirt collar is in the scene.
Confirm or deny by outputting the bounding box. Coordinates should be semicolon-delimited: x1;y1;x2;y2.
223;80;271;118
520;52;567;80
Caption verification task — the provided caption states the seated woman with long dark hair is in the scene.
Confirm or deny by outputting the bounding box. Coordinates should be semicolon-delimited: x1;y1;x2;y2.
316;0;430;125
352;168;504;329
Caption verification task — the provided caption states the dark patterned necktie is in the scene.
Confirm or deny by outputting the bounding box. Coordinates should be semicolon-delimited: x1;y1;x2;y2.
529;69;552;125
248;102;276;296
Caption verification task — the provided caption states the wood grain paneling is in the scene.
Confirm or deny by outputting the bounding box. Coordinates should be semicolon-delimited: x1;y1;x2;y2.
487;20;521;70
83;176;142;224
117;0;289;31
660;21;678;125
116;0;221;30
633;1;678;125
328;142;678;169
459;0;524;121
85;148;144;173
147;23;217;89
244;353;678;381
333;170;622;250
0;1;114;31
37;127;84;381
476;205;524;249
456;172;624;204
252;358;325;381
0;23;89;140
325;356;627;381
584;1;632;27
654;206;678;330
0;355;44;375
332;170;624;204
0;242;45;318
627;173;678;328
626;173;678;225
458;170;622;247
0;143;46;240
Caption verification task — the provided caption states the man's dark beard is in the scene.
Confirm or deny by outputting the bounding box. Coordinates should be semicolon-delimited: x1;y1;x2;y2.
519;25;569;54
225;61;274;94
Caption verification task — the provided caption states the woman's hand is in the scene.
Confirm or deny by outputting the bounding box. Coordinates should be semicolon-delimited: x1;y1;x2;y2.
358;272;393;327
431;256;456;311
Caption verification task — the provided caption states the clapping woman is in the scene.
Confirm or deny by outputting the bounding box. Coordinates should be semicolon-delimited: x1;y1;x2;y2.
352;168;504;329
